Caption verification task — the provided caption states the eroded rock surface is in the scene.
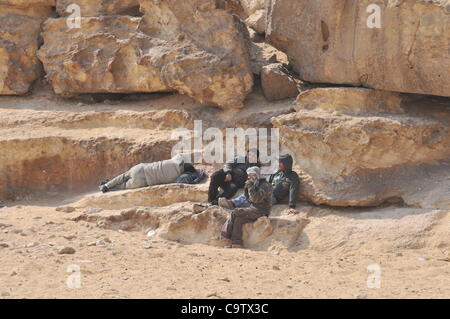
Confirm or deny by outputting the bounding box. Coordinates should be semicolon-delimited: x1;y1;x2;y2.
266;0;450;97
249;41;288;75
38;0;254;109
245;8;266;34
261;63;299;101
73;184;209;210
0;109;191;200
56;0;141;16
0;3;53;94
272;88;450;208
300;207;450;252
72;203;310;250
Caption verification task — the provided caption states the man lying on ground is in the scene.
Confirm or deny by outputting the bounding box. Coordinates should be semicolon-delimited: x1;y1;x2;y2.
99;154;199;193
220;166;272;249
218;154;300;214
208;148;260;205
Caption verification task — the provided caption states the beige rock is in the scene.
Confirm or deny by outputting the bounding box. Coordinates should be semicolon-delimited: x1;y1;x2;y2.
294;88;405;115
217;0;247;20
266;0;450;97
74;184;209;210
0;0;55;7
235;108;294;129
261;63;298;101
242;214;310;250
56;0;141;16
0;4;52;95
300;206;450;252
38;1;254;109
223;0;266;19
249;41;288;75
56;206;76;213
246;9;266;34
58;246;76;254
0;135;175;200
0;109;189;200
74;204;310;250
272;88;450;207
218;0;267;33
157;207;229;246
247;26;264;43
240;0;266;16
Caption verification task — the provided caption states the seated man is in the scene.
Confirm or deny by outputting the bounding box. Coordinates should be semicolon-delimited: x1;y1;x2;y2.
208;148;260;205
219;154;300;214
269;154;300;213
99;154;194;193
221;166;272;249
219;154;300;213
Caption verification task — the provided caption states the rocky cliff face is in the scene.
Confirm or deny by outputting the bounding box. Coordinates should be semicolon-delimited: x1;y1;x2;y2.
267;0;450;97
37;0;254;109
55;0;141;16
0;2;53;94
272;88;450;208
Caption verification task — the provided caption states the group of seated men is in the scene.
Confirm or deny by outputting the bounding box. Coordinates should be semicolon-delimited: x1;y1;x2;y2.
98;149;300;249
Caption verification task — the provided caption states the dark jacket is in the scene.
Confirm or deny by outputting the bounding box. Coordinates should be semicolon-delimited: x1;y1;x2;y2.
223;156;261;187
244;178;272;214
175;169;207;184
269;154;300;208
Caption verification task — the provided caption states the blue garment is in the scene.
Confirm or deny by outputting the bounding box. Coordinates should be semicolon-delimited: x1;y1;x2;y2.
175;169;207;184
232;195;251;208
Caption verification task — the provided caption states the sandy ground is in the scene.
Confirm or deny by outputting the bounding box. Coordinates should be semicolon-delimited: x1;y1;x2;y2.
0;203;449;299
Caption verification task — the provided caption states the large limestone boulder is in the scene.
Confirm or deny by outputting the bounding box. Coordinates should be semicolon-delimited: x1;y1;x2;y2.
272;88;450;208
266;0;450;97
0;3;53;94
37;0;254;109
261;63;299;101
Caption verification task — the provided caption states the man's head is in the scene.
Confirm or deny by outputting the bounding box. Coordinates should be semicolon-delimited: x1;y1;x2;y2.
247;148;260;164
246;166;261;181
278;154;293;172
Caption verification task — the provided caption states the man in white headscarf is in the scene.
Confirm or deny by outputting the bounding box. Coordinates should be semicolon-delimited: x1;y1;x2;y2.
221;166;273;249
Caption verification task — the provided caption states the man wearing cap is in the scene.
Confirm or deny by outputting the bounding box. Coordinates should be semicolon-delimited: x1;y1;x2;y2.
221;166;273;249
